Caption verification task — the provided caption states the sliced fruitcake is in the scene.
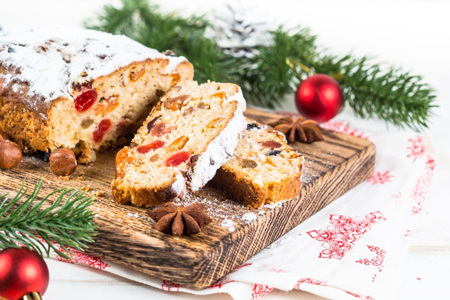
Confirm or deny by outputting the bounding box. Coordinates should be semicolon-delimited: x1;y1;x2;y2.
210;119;303;208
112;80;247;207
0;27;193;163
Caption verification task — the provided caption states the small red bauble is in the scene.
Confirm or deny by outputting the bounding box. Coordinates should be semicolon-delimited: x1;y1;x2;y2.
0;248;49;300
295;74;344;123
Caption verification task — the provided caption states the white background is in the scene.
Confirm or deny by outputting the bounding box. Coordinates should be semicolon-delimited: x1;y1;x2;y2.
1;0;449;299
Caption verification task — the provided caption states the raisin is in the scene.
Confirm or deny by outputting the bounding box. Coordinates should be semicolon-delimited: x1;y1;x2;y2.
261;141;282;149
246;123;261;130
93;119;112;143
149;154;160;162
147;116;162;133
81;118;94;129
164;95;190;110
75;89;97;112
242;159;258;169
136;140;165;154
268;150;281;156
151;122;172;136
166;151;190;167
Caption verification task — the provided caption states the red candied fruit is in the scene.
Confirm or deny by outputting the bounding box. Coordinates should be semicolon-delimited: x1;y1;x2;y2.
165;151;190;167
75;89;98;112
261;141;282;149
93;119;112;143
136;140;165;154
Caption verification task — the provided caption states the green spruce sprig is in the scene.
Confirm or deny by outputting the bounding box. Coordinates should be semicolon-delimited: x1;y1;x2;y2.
0;181;96;259
86;0;436;131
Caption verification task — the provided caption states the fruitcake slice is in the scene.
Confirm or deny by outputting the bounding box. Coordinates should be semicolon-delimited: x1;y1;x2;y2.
112;80;247;207
210;119;303;208
0;27;193;163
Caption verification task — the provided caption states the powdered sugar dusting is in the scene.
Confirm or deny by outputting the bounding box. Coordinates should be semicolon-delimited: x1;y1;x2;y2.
0;26;187;113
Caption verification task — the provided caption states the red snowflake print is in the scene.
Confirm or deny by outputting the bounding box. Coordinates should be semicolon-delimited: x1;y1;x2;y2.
411;156;435;214
407;136;425;162
234;262;253;271
367;171;395;185
56;247;110;270
346;291;376;300
307;211;386;259
161;280;180;292
251;284;274;300
356;245;386;267
268;268;289;273
294;278;327;289
404;230;413;237
208;276;235;289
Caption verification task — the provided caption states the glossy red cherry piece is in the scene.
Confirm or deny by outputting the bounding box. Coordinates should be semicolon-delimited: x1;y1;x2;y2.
165;151;190;167
137;140;165;154
75;89;98;112
93;119;112;143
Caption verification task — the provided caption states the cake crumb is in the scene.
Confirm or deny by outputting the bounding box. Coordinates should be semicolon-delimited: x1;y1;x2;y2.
221;219;236;232
58;175;70;181
127;212;139;218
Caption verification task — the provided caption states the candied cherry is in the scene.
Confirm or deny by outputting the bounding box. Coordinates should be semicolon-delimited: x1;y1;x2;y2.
75;89;98;112
165;151;190;167
93;119;112;143
261;141;282;149
136;140;165;154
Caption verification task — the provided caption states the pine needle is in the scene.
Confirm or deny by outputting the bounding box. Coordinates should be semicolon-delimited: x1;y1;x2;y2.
0;181;96;259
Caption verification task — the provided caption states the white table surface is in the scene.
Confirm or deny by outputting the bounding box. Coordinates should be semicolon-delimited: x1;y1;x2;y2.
1;0;449;299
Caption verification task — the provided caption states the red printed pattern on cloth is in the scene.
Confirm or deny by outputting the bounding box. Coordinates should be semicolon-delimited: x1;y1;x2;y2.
294;278;327;289
307;212;386;259
367;171;395;185
407;136;425;161
56;247;110;270
161;280;180;292
356;245;386;282
346;291;376;300
411;156;435;214
251;284;274;300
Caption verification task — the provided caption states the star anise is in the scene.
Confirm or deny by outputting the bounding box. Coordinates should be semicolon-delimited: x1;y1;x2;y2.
269;116;324;143
147;202;212;236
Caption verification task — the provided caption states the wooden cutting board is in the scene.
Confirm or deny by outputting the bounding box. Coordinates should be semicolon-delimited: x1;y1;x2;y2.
0;107;375;290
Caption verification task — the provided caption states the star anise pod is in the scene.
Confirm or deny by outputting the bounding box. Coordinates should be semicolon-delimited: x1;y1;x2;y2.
147;202;212;236
269;116;324;143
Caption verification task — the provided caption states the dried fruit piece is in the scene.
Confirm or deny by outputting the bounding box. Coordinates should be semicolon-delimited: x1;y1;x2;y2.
151;122;173;137
167;136;189;152
246;123;261;130
207;118;224;129
80;118;94;129
0;141;22;169
49;148;77;176
197;102;210;109
242;159;257;169
211;92;227;99
74;89;97;112
268;150;281;156
166;151;190;167
149;154;160;162
129;67;145;81
115;148;133;178
93;119;112;143
261;141;282;149
147;116;162;133
164;95;190;111
137;140;165;154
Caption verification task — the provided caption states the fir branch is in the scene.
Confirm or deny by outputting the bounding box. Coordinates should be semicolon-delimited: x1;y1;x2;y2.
0;181;96;259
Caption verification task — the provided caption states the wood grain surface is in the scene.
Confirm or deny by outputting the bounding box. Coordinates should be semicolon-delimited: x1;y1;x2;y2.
0;107;375;290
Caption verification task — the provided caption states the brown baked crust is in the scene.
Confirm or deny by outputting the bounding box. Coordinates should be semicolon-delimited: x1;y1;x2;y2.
0;58;193;160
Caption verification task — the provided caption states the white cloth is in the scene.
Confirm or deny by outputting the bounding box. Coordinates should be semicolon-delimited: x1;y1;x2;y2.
51;120;436;300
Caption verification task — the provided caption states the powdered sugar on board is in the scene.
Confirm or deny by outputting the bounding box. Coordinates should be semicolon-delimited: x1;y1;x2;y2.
0;26;187;113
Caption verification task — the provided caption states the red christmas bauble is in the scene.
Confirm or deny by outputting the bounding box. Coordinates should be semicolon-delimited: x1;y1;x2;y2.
295;74;344;123
0;248;49;300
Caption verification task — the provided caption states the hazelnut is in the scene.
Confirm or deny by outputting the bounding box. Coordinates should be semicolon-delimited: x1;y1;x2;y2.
49;148;77;176
0;130;10;142
0;140;22;169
